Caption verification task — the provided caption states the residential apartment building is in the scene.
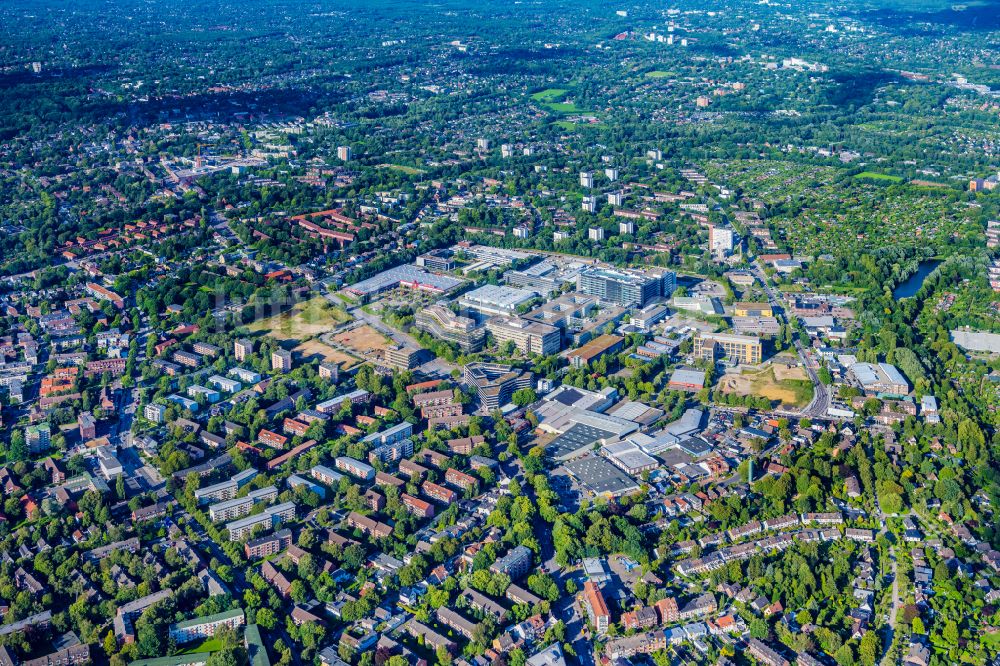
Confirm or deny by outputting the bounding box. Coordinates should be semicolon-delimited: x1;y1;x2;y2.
272;349;292;372
402;493;434;518
490;545;532;580
335;456;375;480
346;511;393;539
422;481;457;504
169;608;245;645
244;528;293;559
234;339;253;362
368;438;414;465
226;502;295;540
445;468;479;492
143;403;166;423
25;424;51;454
582;582;611;635
208;486;278;522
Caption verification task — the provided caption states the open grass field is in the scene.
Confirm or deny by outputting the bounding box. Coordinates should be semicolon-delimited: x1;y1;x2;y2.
332;324;392;356
530;88;592;115
854;171;904;183
645;70;675;78
530;88;568;102
248;296;351;340
719;364;813;407
376;163;426;175
554;120;605;130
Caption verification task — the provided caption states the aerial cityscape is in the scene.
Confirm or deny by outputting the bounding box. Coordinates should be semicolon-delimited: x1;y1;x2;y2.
0;0;998;665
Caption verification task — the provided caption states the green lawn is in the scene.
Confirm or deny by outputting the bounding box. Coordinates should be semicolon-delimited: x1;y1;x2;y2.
530;88;568;102
529;88;592;115
645;70;674;78
377;163;425;175
554;120;605;130
854;171;903;183
545;102;586;113
180;638;222;654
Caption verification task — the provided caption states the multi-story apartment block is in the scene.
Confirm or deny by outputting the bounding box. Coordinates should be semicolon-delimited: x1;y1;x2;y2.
208;486;278;522
346;511;393;539
194;469;257;504
25;424;51;454
335;456;375;480
310;465;344;486
422;480;457;504
244;528;293;559
368;438;414;465
582;582;611;634
173;351;202;368
226;502;295;540
318;361;339;381
169;608;245;645
192;342;221;358
272;349;292;372
143;403;166;423
402;493;435;518
445;468;479;492
490;545;533;580
234;339;253;362
362;421;414;446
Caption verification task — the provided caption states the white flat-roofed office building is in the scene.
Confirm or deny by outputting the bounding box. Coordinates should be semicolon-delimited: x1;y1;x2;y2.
577;267;661;307
630;304;668;330
455;244;534;267
693;332;762;365
459;284;539;317
505;259;585;295
486;316;562;355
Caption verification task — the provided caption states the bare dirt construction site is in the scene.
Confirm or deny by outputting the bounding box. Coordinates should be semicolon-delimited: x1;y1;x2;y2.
719;364;813;407
331;324;393;357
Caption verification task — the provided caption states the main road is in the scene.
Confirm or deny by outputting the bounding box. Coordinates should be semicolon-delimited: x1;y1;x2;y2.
750;260;830;418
